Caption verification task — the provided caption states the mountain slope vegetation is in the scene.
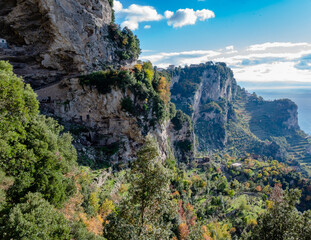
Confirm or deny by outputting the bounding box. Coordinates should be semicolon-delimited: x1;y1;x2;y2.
1;61;311;240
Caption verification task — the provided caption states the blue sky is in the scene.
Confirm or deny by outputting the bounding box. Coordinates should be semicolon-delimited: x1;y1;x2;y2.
114;0;311;83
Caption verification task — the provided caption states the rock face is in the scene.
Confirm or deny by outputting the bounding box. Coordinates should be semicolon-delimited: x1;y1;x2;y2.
170;63;307;162
0;0;136;88
0;0;192;167
36;79;194;166
245;97;300;139
170;62;237;151
192;64;237;151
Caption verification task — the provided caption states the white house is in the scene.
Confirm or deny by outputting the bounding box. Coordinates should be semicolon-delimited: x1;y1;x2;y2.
232;163;242;168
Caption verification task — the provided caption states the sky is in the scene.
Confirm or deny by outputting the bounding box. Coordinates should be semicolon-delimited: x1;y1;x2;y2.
114;0;311;83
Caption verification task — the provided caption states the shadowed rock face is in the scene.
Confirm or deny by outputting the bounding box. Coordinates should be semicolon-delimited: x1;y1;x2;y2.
0;0;133;88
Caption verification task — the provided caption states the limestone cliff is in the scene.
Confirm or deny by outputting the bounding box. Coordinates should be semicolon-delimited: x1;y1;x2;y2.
170;62;237;151
0;0;193;167
36;77;194;167
0;0;139;88
169;63;310;165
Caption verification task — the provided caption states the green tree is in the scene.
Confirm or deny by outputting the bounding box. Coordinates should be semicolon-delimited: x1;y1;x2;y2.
104;136;175;240
0;192;71;240
0;61;77;206
249;187;311;240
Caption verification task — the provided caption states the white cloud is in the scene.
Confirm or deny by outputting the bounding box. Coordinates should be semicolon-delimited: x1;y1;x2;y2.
140;42;311;83
114;1;215;30
144;25;151;29
113;0;123;12
247;42;311;51
166;8;215;28
164;10;174;19
196;9;215;21
114;1;162;30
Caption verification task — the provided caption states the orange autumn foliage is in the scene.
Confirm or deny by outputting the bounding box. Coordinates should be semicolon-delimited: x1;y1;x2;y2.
157;77;170;104
80;213;104;236
178;223;189;240
256;185;262;192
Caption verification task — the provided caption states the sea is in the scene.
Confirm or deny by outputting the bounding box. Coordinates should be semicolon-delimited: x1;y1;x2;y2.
238;81;311;135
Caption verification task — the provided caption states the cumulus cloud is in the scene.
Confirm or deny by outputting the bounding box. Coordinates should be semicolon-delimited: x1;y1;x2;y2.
140;42;311;82
114;0;162;30
164;10;174;19
114;1;215;30
113;0;123;12
196;9;215;21
144;25;151;29
165;8;215;28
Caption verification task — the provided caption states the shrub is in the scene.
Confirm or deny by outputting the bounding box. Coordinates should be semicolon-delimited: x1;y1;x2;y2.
0;193;72;240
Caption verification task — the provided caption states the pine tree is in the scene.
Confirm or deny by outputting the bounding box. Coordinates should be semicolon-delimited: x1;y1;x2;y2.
104;136;175;240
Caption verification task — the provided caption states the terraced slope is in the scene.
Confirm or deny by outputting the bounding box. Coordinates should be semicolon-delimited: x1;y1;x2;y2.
227;89;311;177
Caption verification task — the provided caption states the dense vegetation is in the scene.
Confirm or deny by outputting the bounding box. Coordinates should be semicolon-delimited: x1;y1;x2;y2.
1;61;311;239
80;61;172;125
108;24;141;61
0;62;106;239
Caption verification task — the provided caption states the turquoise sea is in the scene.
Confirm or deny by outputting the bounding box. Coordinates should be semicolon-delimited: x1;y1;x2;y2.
238;82;311;135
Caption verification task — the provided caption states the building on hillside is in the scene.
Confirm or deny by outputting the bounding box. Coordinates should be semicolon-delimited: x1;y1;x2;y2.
168;65;175;70
190;64;200;68
232;163;242;169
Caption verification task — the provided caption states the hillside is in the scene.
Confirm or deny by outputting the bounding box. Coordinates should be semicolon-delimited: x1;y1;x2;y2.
168;63;311;177
0;0;311;239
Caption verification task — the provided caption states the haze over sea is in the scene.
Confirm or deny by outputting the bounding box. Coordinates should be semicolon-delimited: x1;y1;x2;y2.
239;81;311;135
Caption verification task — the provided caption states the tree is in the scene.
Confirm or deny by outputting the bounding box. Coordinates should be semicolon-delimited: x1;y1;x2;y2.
0;61;77;206
249;187;311;240
104;136;175;239
0;192;71;240
157;77;171;104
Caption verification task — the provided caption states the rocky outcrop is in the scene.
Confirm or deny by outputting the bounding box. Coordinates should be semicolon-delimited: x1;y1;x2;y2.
245;96;300;139
170;62;237;151
36;78;194;166
0;0;137;88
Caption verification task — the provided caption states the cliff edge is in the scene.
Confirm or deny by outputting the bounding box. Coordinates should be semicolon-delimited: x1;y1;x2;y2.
0;0;139;88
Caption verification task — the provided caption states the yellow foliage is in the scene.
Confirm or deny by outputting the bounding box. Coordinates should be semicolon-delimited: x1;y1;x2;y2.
135;64;142;71
89;192;100;212
122;37;128;46
266;200;274;209
80;213;104;236
100;199;115;220
245;182;250;190
119;184;128;194
157;77;170;104
249;218;257;226
205;222;232;240
145;69;154;82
